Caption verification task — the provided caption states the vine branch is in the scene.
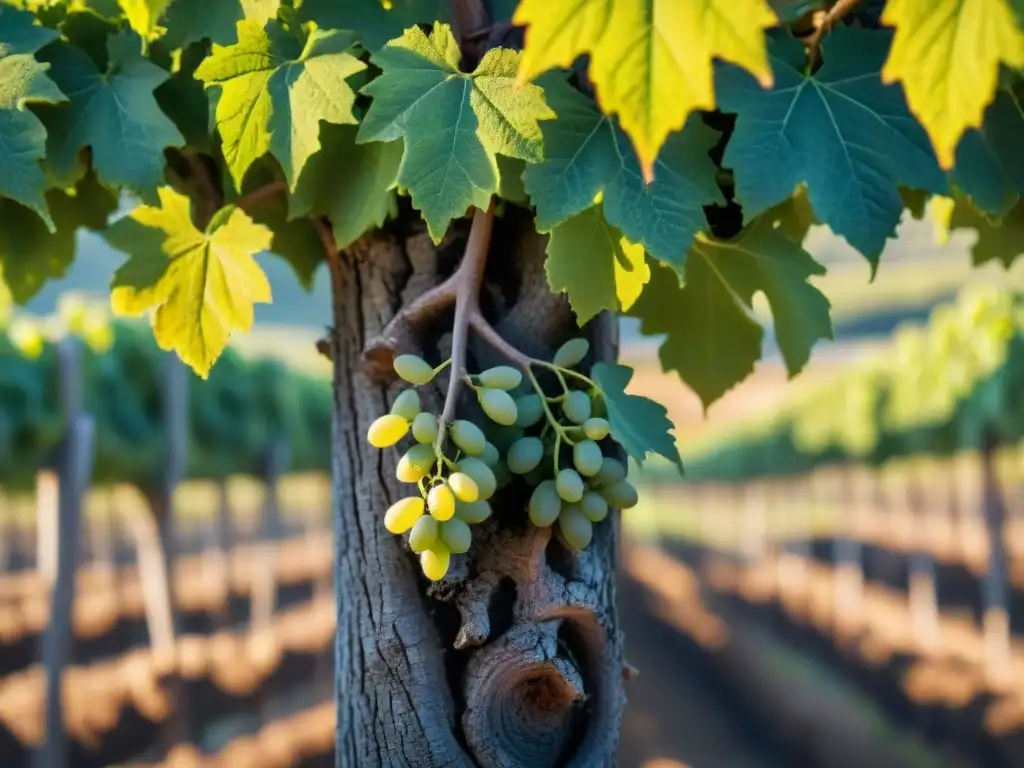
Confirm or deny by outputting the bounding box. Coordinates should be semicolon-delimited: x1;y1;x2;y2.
807;0;862;65
236;180;287;212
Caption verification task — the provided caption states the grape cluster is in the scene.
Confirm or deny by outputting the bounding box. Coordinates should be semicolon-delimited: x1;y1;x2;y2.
365;338;638;582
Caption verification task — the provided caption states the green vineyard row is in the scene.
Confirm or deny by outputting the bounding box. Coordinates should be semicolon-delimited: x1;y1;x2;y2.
0;304;332;489
676;286;1024;483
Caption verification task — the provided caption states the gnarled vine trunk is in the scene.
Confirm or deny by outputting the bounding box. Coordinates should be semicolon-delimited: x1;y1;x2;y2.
329;208;626;767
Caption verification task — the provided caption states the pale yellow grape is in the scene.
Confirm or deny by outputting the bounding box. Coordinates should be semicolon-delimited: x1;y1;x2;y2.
507;436;543;474
582;417;609;441
409;515;439;553
480;441;500;468
555;468;584;503
440;518;472;554
455;499;492;524
573;440;603;477
558;504;593;550
528;481;561;527
396;444;435;483
368;414;410;448
394;354;436;384
390;389;421;421
448;472;479;503
455;458;496;500
562;391;591;425
428;483;456;521
478;365;523;390
421;543;451;581
553;338;589;368
479;388;518;426
384;497;425;534
450;420;486;455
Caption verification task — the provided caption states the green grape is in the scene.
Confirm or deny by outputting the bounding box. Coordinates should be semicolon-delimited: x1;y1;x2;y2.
394;354;436;384
507;436;544;474
514;394;544;428
440;517;472;554
478;366;523;390
573;440;603;477
479;388;518;426
558;504;593;549
428;483;456;521
396;444;435;483
390;389;421;421
601;479;639;509
522;467;547;486
412;412;439;444
582;417;609;441
580;491;609;522
368;414;410;448
480;441;500;468
449;472;479;502
409;515;439;553
594;457;627;486
528;481;561;527
456;457;497;500
553;338;589;369
492;462;512;490
421;543;450;581
384;497;425;534
450;420;486;455
487;425;525;454
555;468;584;502
562;391;592;425
455;499;492;524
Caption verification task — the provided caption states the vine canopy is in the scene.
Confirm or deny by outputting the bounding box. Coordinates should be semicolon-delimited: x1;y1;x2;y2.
0;0;1021;437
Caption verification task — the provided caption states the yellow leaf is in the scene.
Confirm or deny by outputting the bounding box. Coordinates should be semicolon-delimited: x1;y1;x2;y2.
514;0;776;179
106;188;273;378
881;0;1024;169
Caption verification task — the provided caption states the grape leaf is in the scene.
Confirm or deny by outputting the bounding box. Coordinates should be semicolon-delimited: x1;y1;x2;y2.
767;185;817;243
591;362;682;473
195;20;365;192
358;23;553;241
952;87;1024;217
104;187;273;378
630;217;832;408
299;0;450;51
545;206;649;325
290;124;402;250
243;190;323;291
948;198;1024;268
0;172;119;304
38;31;183;197
881;0;1024;169
524;77;722;266
0;6;66;231
513;0;776;179
163;0;281;48
118;0;172;40
717;28;947;266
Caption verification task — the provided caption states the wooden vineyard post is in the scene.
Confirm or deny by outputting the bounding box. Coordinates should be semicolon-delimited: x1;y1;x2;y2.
897;459;940;653
837;465;870;640
252;439;290;631
980;431;1012;689
36;337;96;768
205;479;233;629
35;466;59;587
739;479;767;567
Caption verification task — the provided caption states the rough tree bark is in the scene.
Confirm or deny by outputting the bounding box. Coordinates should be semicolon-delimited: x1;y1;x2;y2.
328;203;628;767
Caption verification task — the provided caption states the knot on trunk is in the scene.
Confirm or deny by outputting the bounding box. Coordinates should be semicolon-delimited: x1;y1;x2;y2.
463;622;585;768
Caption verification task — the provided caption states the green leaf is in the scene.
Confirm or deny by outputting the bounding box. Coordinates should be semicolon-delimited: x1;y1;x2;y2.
118;0;172;40
195;20;365;191
591;362;682;473
0;171;118;304
948;198;1024;269
630;217;832;408
243;187;323;291
154;38;212;148
290;123;402;249
525;77;722;267
0;5;66;230
881;0;1024;169
514;0;777;179
299;0;449;51
38;30;183;197
105;187;273;378
162;0;281;48
952;87;1024;218
717;28;947;265
358;23;554;241
766;185;817;243
545;206;649;325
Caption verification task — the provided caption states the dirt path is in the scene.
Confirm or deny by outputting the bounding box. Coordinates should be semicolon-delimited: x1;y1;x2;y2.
616;575;787;768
